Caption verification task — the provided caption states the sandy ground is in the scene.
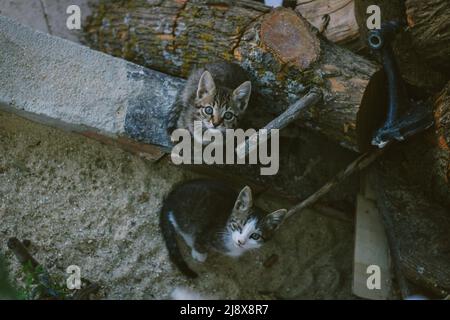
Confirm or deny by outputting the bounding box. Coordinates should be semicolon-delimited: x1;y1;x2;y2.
0;111;355;299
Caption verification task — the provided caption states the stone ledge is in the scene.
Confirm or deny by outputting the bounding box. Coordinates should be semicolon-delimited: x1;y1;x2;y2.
0;15;183;160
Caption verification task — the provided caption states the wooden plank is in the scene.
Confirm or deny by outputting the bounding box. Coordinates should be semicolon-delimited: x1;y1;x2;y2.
353;185;392;299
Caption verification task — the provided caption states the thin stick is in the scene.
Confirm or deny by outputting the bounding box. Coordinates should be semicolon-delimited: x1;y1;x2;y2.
7;237;61;299
236;88;322;158
7;237;40;269
285;147;387;220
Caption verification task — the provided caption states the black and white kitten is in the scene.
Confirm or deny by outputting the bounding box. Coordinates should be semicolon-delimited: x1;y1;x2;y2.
167;62;252;145
160;179;286;278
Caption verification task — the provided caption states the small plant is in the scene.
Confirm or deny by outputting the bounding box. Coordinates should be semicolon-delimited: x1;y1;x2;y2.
0;255;19;299
16;261;70;300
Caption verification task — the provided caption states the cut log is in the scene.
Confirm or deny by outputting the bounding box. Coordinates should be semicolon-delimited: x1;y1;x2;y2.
85;1;386;152
295;0;362;50
398;82;450;208
405;0;450;73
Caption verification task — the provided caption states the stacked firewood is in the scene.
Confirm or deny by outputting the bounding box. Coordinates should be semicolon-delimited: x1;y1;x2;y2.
84;0;450;296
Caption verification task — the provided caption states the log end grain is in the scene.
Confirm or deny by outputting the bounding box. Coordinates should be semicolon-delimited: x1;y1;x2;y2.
260;8;320;70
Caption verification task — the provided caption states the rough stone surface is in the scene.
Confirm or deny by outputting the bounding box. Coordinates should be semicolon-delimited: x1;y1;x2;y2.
0;15;183;147
0;0;92;44
0;0;49;34
0;112;355;299
40;0;92;43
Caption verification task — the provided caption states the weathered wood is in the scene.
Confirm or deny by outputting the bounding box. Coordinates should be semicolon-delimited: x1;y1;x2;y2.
391;82;450;208
354;0;447;93
370;165;450;297
364;174;411;299
295;0;362;50
362;82;450;296
236;88;322;157
85;1;384;152
405;0;450;73
353;191;392;300
434;83;450;184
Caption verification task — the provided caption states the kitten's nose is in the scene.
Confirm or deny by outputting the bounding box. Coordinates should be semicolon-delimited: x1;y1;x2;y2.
211;115;221;128
238;239;245;246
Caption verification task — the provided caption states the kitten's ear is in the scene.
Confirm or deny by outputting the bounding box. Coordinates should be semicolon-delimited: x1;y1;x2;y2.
263;209;287;232
196;71;216;101
232;81;251;111
233;186;253;214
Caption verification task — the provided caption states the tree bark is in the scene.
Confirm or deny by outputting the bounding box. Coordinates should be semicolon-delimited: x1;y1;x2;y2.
85;1;385;152
399;82;450;208
405;0;450;73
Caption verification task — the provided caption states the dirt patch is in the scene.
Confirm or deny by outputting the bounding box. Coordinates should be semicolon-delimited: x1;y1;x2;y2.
0;111;355;299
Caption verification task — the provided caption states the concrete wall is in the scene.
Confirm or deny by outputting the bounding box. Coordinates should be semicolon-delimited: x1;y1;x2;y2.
0;0;91;43
0;15;183;158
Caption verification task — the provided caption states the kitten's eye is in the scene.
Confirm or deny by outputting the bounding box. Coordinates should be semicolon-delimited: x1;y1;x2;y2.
223;111;234;120
250;233;261;240
204;106;213;115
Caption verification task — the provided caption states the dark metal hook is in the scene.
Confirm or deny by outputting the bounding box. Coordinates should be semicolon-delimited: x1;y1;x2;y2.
368;21;433;148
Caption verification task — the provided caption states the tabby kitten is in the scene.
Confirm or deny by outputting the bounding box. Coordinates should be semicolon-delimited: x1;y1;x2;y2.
167;62;252;144
160;179;287;278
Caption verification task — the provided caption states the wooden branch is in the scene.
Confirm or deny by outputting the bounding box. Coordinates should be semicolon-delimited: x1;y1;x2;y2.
285;146;387;220
7;237;61;299
236;88;322;158
85;2;384;152
7;237;40;269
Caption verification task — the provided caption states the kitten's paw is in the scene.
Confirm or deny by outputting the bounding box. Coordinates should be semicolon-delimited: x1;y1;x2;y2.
191;249;207;263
